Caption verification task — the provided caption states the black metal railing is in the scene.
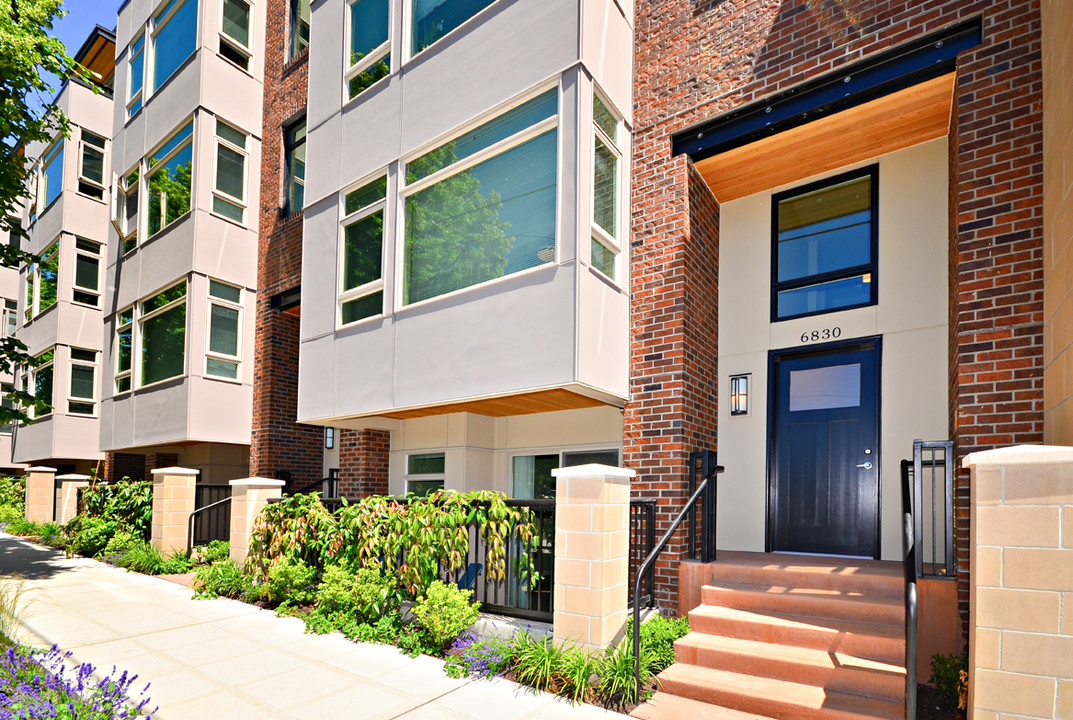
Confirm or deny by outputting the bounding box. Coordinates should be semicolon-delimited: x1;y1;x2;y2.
633;451;723;690
187;495;232;555
191;483;231;546
901;439;955;720
629;498;657;609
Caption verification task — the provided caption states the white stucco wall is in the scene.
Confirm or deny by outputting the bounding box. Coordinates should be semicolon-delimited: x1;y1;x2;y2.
715;137;950;561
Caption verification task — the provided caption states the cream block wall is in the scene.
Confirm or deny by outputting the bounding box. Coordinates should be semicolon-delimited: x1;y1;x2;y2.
386;406;624;496
716;138;949;561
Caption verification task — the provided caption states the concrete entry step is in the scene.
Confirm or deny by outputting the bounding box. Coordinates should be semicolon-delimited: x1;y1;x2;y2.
638;552;908;720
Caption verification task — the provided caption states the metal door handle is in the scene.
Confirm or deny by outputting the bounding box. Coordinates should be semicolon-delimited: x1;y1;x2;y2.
856;462;873;469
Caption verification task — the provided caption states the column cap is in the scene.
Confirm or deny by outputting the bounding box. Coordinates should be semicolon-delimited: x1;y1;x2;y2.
229;477;287;488
26;466;57;473
551;463;636;480
150;466;200;476
963;444;1073;468
56;474;92;481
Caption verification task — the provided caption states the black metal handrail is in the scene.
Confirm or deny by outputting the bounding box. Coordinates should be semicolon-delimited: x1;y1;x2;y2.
632;452;723;690
187;496;232;555
289;473;339;498
901;439;955;720
629;498;657;609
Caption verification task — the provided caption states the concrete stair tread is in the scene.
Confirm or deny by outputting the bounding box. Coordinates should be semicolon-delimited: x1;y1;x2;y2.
657;663;904;720
632;693;771;720
709;553;903;597
677;631;906;676
702;585;905;626
675;632;905;700
687;604;904;663
705;583;903;606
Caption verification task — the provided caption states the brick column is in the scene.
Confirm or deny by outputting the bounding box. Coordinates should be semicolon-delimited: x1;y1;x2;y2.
23;467;57;523
55;474;90;525
229;477;285;564
964;445;1073;718
338;429;390;499
551;463;635;650
150;467;198;555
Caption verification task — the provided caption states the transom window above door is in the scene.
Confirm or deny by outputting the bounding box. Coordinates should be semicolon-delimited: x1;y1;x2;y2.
772;166;877;321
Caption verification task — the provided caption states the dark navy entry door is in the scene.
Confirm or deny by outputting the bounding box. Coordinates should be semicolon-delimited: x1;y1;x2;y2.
769;339;880;558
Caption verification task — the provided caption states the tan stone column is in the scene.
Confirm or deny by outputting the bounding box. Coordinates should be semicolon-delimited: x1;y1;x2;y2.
964;445;1073;720
23;467;57;523
55;474;91;525
150;467;199;555
551;463;635;650
229;477;285;564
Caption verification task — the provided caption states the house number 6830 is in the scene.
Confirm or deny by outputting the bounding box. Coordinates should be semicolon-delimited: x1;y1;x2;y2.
800;327;842;343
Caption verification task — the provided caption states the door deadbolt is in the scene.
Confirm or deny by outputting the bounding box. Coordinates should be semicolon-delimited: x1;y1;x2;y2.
856;462;873;469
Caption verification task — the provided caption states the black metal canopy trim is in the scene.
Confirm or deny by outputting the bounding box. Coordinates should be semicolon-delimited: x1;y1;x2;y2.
270;285;302;311
672;17;983;162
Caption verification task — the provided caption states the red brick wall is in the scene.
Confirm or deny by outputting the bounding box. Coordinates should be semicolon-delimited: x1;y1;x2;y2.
338;429;390;499
144;453;179;476
249;0;323;487
630;0;1044;625
102;452;145;482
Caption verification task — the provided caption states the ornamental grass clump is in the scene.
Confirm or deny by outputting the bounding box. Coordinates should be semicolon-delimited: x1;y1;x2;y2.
0;644;156;719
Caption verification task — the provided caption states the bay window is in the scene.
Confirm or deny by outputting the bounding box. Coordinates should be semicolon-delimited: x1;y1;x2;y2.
411;0;495;56
147;120;194;238
207;280;242;379
402;87;558;305
151;0;198;93
339;176;386;325
68;349;97;416
346;0;390;100
140;281;187;386
78;130;107;200
591;93;622;281
219;0;252;71
73;239;102;307
213;120;248;223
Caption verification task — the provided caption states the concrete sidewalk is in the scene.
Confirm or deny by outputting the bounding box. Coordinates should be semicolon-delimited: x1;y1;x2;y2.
0;533;629;720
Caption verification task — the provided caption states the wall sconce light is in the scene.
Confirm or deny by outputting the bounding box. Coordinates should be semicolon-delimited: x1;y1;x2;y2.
730;374;750;416
324;426;335;450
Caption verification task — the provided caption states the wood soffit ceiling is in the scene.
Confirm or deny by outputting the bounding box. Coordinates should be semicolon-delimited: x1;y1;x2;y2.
379;388;612;419
695;72;956;203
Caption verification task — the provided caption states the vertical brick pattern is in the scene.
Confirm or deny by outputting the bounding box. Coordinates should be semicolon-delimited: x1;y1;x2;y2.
631;0;1045;626
249;0;323;487
144;453;179;476
337;429;390;499
1041;0;1073;444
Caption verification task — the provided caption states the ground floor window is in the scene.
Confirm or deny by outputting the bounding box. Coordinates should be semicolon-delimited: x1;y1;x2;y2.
511;448;619;499
406;452;445;496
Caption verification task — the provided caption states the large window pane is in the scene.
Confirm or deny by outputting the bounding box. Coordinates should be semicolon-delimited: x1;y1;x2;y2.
141;304;186;384
216;145;244;199
70;364;95;400
411;0;495;55
152;0;198;92
348;0;389;99
404;129;557;304
209;304;239;356
343;212;383;291
34;363;53;413
593;137;616;236
42;143;64;209
512;454;557;500
117;326;132;374
285;120;306;214
80;131;106;186
147;123;194;237
290;0;310;59
129;34;145;111
407;452;444;474
776;274;872;318
39;244;58;313
222;0;250;47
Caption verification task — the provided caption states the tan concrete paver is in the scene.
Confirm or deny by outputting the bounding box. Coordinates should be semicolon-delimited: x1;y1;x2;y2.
0;533;629;720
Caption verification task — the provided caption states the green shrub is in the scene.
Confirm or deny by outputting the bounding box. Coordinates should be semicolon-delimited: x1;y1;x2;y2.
36;522;64;548
344;615;402;646
160;553;193;575
80;479;153;538
0;505;21;523
203;540;230;564
64;517;116;556
411;580;479;649
930;652;968;713
103;530;143;556
0;476;25;512
194;559;260;600
266;558;317;605
626;614;690;672
4;518;41;537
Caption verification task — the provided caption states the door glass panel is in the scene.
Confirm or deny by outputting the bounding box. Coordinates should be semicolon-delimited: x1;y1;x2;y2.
788;363;860;411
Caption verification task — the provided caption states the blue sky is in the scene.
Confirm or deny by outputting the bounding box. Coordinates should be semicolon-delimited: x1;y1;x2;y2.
36;1;122;106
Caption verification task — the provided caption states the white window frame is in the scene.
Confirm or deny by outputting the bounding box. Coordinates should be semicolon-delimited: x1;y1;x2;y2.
405;451;446;496
150;0;196;95
113;165;141;253
37;139;64;215
72;238;103;308
29;348;55;419
205;279;243;381
67;348;98;417
344;0;390;102
145;117;195;239
127;31;146;118
218;0;254;70
1;299;16;339
114;306;134;394
77;129;108;201
398;83;560;309
590;90;623;283
24;239;59;322
337;173;387;328
211;118;249;224
137;279;188;389
404;0;499;61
